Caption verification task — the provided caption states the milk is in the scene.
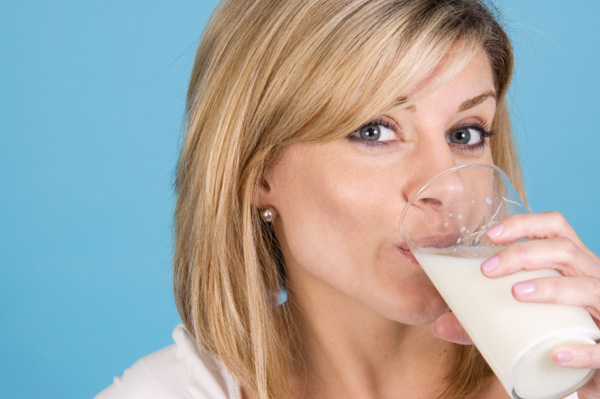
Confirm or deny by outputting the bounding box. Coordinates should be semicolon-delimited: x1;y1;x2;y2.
415;248;600;399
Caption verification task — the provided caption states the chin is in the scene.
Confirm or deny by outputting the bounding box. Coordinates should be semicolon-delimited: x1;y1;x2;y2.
412;298;450;325
382;283;450;325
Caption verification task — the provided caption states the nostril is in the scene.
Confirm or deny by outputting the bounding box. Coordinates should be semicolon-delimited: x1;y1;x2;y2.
420;198;443;207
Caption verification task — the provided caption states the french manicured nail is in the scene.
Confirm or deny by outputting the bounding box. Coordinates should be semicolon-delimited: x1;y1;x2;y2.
481;256;500;273
556;350;574;364
513;281;536;297
486;223;504;238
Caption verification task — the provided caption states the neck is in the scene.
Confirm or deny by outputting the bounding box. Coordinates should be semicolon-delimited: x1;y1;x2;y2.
286;292;456;399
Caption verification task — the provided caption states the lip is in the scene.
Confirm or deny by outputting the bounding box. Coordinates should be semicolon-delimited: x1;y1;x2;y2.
396;244;419;264
396;233;460;265
413;234;461;249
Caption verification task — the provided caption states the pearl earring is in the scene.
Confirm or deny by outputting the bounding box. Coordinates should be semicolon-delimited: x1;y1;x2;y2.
261;207;275;223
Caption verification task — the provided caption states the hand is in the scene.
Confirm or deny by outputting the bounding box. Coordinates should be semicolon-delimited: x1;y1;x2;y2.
434;211;600;398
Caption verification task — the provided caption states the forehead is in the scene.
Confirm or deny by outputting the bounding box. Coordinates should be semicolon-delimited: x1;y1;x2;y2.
397;49;495;113
293;48;495;146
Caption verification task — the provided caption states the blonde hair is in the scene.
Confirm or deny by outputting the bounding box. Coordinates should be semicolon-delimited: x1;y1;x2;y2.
174;1;517;398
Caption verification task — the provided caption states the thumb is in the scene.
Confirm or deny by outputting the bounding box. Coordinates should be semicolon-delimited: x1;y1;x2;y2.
432;312;473;345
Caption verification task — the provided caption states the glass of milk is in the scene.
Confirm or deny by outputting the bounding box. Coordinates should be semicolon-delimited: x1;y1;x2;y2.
400;163;600;399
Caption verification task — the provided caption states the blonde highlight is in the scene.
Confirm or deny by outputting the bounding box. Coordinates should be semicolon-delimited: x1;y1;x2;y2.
174;1;517;398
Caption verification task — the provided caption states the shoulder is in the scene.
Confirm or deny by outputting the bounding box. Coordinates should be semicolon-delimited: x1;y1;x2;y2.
95;325;241;399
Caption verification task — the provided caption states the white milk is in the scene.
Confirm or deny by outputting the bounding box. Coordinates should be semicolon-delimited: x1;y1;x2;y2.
415;248;600;399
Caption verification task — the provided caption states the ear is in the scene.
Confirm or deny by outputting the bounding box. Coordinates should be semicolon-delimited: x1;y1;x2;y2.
253;172;274;209
253;153;283;210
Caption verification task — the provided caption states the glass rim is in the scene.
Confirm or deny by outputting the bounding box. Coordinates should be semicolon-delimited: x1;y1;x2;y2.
399;163;510;238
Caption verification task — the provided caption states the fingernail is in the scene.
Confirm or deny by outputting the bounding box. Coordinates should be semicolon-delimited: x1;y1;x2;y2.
556;350;574;364
486;223;504;238
481;256;500;273
513;281;536;297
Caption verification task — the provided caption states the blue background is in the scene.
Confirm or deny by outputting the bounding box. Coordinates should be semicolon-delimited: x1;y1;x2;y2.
1;1;598;398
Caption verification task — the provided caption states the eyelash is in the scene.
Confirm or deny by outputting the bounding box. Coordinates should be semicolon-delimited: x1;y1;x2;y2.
448;123;496;152
347;118;399;148
348;119;496;151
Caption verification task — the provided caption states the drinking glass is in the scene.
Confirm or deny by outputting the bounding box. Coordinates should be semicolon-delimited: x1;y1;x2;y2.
400;163;600;399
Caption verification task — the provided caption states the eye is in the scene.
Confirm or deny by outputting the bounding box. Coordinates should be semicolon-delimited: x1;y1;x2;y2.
354;121;396;143
447;126;483;146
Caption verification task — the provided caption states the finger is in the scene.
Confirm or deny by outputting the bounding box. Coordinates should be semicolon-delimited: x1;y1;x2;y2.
486;211;598;262
553;343;600;369
481;236;600;278
510;276;600;320
432;312;473;345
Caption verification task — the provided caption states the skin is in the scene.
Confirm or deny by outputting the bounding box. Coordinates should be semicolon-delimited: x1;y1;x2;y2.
257;49;600;398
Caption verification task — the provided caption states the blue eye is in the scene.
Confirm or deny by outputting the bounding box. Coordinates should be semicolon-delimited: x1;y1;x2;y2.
353;121;396;143
446;126;495;150
446;125;496;152
448;127;482;145
359;124;381;141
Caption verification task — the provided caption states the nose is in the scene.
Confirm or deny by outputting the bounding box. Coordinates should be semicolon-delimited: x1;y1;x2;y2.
403;139;466;209
411;169;467;212
399;145;469;247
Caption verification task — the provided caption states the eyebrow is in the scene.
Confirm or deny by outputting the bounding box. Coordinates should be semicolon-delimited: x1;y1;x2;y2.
399;90;497;113
458;90;497;112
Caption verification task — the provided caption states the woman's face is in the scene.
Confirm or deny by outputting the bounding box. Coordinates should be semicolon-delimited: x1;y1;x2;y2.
260;50;497;325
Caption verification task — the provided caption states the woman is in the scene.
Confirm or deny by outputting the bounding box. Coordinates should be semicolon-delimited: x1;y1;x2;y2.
96;0;600;398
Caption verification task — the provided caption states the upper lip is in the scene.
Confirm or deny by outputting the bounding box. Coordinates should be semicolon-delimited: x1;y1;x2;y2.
413;234;461;249
396;233;460;264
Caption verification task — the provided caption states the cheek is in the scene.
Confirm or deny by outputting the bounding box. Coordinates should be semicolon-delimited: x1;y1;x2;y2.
272;150;402;283
267;144;451;323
